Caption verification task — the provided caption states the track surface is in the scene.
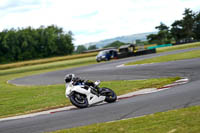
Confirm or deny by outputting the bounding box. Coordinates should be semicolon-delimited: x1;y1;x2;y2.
1;47;200;133
9;47;200;85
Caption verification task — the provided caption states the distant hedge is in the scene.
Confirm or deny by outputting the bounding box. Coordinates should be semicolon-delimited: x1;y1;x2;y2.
0;25;74;64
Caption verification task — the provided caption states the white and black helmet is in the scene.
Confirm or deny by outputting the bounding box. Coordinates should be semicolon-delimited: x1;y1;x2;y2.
64;74;75;83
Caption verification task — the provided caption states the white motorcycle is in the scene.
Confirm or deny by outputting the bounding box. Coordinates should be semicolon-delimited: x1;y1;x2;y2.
65;74;117;108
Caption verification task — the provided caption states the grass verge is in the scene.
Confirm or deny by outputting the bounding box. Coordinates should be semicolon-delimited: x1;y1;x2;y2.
0;56;97;76
126;49;200;66
49;105;200;133
157;42;200;53
0;77;180;118
0;52;98;70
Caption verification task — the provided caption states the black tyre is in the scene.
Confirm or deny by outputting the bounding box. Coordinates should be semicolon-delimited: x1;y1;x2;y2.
105;57;110;61
96;59;101;62
69;92;88;108
104;88;117;103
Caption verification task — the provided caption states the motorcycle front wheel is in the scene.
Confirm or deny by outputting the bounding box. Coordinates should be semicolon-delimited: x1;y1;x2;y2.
69;92;88;108
104;88;117;103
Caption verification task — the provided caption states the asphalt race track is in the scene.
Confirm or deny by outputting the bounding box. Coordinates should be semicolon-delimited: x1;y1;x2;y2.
1;47;200;133
9;47;200;85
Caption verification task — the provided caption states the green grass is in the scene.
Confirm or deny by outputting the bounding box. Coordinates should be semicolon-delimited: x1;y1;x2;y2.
126;49;200;66
99;77;180;96
0;52;98;70
0;56;97;118
157;42;200;53
0;77;180;118
0;56;97;76
49;105;200;133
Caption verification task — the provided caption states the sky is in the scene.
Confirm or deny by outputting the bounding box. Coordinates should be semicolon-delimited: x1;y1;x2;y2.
0;0;200;46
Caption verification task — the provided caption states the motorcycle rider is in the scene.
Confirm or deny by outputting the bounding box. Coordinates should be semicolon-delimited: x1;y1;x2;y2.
64;74;102;94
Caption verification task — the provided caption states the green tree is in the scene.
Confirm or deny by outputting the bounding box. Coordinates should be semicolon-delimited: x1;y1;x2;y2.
147;34;159;44
155;22;169;31
135;39;142;45
147;22;172;45
0;25;74;63
104;41;125;48
170;8;196;43
88;45;97;50
182;8;196;42
76;45;87;53
193;11;200;40
171;20;184;43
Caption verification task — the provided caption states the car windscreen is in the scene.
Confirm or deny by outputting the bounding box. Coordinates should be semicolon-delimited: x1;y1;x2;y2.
98;51;107;56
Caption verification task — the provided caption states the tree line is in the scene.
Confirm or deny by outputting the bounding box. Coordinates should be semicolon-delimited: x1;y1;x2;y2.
75;44;97;53
147;8;200;45
0;25;74;64
75;41;129;53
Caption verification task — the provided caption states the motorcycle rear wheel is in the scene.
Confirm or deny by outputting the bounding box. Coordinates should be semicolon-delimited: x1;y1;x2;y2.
69;92;88;108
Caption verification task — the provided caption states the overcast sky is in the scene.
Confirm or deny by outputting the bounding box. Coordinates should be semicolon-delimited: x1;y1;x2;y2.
0;0;200;45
